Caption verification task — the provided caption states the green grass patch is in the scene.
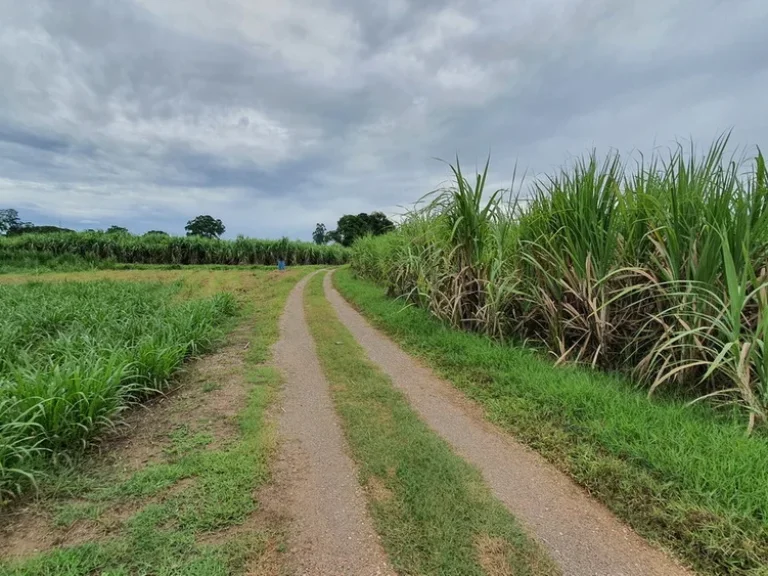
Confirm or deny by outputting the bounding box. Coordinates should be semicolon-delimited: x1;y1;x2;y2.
0;279;238;499
304;273;558;576
334;267;768;576
0;269;306;576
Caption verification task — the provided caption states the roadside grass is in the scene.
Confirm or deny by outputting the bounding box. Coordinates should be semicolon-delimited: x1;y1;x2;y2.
304;272;559;576
0;269;306;576
334;268;768;576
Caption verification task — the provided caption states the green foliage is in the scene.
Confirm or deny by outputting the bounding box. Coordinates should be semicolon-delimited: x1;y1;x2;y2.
312;223;327;245
0;209;35;236
5;226;74;237
185;215;225;239
335;268;768;576
351;138;768;430
105;226;129;235
326;212;395;247
0;209;23;235
143;230;169;237
0;268;306;576
0;280;236;499
0;230;349;269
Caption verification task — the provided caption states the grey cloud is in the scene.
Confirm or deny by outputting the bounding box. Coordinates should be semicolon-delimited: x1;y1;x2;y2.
0;0;766;239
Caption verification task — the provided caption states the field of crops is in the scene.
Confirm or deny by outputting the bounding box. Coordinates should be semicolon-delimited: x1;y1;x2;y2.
0;232;348;272
351;137;768;430
0;279;237;499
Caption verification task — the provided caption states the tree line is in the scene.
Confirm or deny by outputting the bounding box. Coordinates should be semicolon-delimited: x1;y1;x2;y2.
3;208;395;246
1;210;226;239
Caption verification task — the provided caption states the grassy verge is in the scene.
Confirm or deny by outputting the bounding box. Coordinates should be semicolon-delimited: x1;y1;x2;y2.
0;269;307;576
304;273;558;576
334;268;768;576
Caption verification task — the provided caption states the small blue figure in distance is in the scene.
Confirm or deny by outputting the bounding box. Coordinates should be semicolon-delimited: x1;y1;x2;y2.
277;256;286;271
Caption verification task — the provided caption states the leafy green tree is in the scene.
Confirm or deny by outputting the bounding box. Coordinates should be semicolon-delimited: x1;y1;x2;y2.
185;215;225;239
106;226;130;235
326;212;394;247
144;230;169;237
312;223;327;245
0;209;25;235
366;211;396;235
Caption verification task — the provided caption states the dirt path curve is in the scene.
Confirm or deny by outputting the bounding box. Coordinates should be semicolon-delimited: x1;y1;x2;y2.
272;273;393;576
324;272;693;576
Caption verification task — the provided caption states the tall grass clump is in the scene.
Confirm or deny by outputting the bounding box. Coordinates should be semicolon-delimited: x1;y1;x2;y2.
351;136;768;431
0;233;349;271
0;281;236;500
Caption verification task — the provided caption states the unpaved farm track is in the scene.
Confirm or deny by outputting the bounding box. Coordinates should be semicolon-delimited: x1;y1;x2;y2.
323;272;693;576
273;273;392;576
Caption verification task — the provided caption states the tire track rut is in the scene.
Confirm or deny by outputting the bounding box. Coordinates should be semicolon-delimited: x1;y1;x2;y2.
324;271;692;576
273;273;392;576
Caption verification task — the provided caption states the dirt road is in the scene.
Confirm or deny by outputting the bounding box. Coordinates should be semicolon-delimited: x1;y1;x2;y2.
273;273;392;576
322;271;692;576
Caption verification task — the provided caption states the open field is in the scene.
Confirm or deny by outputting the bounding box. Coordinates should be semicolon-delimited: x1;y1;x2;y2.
0;231;348;274
0;275;239;500
0;263;734;576
0;267;310;575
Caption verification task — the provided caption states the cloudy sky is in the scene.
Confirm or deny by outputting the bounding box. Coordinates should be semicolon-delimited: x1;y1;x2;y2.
0;0;766;239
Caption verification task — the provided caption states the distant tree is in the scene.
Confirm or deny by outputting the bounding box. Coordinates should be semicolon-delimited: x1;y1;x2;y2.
0;209;24;235
185;215;225;239
312;223;327;245
144;230;169;237
6;225;73;236
326;212;394;247
106;225;130;235
366;211;395;235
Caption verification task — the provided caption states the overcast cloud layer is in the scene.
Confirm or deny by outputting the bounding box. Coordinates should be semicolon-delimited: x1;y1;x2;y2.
1;0;766;239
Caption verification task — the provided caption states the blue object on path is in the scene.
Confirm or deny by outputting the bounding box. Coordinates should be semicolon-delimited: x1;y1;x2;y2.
277;258;286;271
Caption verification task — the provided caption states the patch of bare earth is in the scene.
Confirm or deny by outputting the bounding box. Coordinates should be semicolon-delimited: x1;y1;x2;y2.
366;476;394;503
475;534;515;576
0;324;253;561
